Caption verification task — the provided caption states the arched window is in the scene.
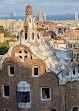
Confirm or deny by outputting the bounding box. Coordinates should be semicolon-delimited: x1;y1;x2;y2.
29;18;31;23
73;67;75;75
25;33;27;39
32;33;34;40
51;109;56;111
73;107;78;111
8;65;15;77
37;33;39;39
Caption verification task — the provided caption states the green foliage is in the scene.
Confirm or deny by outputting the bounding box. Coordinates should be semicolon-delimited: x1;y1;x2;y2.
4;31;11;37
0;26;4;33
20;29;23;33
0;26;16;37
0;46;8;55
74;43;79;54
0;40;16;55
37;28;46;32
54;36;59;40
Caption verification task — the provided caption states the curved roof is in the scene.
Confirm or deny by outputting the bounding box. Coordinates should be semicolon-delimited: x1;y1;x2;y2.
26;5;33;16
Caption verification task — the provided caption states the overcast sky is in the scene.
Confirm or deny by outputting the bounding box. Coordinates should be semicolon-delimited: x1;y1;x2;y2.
0;0;79;17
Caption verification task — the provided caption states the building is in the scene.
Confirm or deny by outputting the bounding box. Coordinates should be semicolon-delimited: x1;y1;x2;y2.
0;33;4;43
38;11;43;22
0;33;17;43
0;19;24;36
0;5;79;111
67;13;70;20
75;12;78;20
44;13;46;22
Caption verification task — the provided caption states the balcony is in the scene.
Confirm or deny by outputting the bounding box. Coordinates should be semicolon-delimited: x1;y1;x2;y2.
18;102;30;109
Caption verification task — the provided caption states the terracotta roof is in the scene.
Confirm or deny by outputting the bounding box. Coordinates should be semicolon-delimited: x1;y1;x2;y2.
76;28;79;30
59;38;66;40
54;42;65;44
26;5;33;15
10;37;17;40
43;33;52;37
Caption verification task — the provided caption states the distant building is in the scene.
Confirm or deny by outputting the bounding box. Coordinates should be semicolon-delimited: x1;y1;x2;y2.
1;5;79;111
67;13;70;20
0;33;17;43
38;11;43;22
44;13;46;22
0;33;4;43
35;14;37;21
75;12;78;20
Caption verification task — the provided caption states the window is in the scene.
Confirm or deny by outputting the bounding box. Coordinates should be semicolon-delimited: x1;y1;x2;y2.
25;33;27;39
8;65;15;77
64;28;66;32
32;33;34;39
77;36;79;40
3;109;10;111
32;66;40;77
73;107;78;111
58;28;61;33
41;87;51;101
17;81;31;109
29;18;31;23
51;109;56;111
2;85;10;98
73;67;75;74
17;92;30;103
68;44;72;48
46;27;48;30
78;65;79;73
37;33;39;39
34;68;38;75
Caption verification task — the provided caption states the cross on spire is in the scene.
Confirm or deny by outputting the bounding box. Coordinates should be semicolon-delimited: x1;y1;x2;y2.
15;47;28;62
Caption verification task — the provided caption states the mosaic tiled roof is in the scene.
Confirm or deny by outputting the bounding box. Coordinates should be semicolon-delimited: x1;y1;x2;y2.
26;5;33;15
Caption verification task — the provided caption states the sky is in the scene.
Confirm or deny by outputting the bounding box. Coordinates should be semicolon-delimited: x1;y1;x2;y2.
0;0;79;17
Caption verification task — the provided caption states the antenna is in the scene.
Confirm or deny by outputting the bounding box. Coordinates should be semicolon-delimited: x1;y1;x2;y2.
0;12;16;33
9;13;16;34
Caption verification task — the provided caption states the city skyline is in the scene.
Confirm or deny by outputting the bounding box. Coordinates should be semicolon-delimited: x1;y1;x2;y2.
0;0;79;17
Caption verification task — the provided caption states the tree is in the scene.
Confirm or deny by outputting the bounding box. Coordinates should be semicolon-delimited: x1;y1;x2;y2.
37;28;46;32
0;26;16;37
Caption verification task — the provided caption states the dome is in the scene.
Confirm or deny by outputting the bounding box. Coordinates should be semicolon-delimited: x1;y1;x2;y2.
26;5;33;16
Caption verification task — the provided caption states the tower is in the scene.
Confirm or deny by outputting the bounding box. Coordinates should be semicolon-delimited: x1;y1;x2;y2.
67;13;70;20
25;5;39;42
24;5;34;41
26;5;33;29
44;13;46;22
35;14;37;21
38;11;43;22
75;12;78;20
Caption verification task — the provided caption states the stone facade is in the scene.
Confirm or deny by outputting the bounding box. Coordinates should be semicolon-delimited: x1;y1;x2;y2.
0;44;79;111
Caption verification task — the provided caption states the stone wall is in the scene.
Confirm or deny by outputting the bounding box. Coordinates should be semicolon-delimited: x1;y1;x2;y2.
0;45;79;111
